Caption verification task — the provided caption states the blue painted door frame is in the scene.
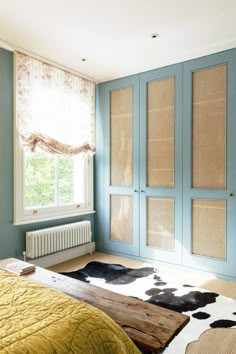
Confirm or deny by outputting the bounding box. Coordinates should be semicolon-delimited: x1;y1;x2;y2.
182;50;236;277
102;75;140;256
139;64;183;264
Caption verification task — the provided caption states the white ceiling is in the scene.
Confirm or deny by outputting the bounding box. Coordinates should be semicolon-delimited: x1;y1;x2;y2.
0;0;236;83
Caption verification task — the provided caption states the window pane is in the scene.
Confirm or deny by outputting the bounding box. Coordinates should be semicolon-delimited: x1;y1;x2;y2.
58;157;74;205
24;150;88;211
72;154;87;205
24;151;55;208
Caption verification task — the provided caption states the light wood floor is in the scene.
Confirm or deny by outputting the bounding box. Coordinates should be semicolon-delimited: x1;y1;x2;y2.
48;251;236;299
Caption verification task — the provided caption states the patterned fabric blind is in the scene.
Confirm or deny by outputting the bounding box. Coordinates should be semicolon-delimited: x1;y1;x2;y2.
15;52;95;155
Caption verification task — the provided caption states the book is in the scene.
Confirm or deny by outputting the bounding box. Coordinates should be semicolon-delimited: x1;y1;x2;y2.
6;260;36;275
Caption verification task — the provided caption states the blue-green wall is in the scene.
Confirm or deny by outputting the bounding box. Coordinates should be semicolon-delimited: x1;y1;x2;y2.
0;48;94;260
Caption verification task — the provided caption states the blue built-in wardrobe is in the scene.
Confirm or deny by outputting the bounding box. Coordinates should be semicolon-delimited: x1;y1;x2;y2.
95;48;236;280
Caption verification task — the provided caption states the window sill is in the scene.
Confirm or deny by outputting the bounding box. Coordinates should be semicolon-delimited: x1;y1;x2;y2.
13;210;96;226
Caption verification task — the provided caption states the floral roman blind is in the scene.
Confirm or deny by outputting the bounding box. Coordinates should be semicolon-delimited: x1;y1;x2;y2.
15;52;95;155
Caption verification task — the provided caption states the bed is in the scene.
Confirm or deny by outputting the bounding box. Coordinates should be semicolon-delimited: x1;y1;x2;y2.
0;270;140;354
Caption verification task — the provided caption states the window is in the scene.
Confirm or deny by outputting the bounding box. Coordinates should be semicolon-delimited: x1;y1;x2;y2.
14;52;95;224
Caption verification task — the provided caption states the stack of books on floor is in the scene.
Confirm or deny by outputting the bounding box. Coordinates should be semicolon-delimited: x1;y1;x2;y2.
6;260;36;275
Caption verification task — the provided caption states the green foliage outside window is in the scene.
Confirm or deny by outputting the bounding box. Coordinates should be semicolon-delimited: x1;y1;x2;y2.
24;151;74;209
58;158;74;204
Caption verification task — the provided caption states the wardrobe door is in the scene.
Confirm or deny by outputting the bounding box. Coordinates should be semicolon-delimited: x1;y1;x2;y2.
102;75;140;256
183;50;236;277
139;64;183;264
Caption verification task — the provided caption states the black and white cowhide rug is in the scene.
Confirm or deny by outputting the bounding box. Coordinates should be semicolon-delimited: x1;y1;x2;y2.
61;261;236;353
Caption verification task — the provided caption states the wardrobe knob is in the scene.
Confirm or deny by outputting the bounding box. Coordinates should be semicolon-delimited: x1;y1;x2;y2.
230;193;234;197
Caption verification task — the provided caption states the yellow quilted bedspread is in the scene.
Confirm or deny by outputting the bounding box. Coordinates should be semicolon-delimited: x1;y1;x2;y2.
0;271;140;354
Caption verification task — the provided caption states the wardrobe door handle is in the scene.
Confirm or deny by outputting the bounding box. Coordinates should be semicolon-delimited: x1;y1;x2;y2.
140;190;145;193
230;193;234;197
134;190;139;192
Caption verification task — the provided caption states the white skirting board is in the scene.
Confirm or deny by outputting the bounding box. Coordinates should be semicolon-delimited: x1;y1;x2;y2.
28;242;95;268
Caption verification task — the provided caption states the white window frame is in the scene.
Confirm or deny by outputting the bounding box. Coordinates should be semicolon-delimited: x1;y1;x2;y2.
14;132;94;225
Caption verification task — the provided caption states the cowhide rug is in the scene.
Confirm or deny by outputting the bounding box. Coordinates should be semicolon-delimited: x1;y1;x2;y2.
61;261;236;353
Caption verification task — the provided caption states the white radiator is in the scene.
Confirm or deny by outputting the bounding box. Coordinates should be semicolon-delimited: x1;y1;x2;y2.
26;221;92;259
